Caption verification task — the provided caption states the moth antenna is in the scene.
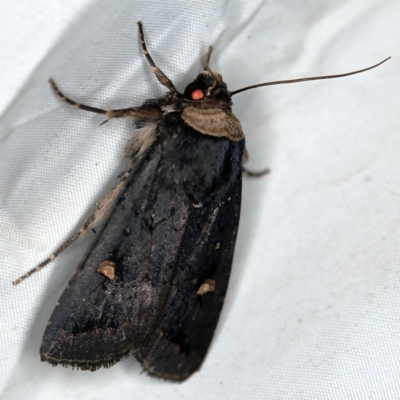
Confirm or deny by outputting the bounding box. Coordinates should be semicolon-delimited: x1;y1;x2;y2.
137;21;178;94
203;46;213;71
230;57;391;96
202;45;220;94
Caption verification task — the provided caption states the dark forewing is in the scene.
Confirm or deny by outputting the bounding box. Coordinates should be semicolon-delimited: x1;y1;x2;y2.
40;146;191;370
135;114;244;380
40;112;244;375
136;171;242;381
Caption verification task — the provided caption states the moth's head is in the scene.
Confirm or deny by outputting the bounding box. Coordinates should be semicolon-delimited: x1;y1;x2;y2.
183;71;231;104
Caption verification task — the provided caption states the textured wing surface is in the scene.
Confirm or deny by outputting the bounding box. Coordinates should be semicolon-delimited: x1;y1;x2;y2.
136;173;241;381
40;149;190;369
41;113;244;373
135;115;244;380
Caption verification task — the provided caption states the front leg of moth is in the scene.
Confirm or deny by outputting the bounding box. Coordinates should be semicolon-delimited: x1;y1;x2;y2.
15;75;165;286
137;21;178;94
49;79;162;123
13;170;132;285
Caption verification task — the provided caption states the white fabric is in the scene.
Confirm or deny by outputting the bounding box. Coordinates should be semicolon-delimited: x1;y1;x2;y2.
0;0;399;398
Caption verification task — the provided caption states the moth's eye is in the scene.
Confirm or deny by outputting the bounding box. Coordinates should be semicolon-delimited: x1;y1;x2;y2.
184;82;206;101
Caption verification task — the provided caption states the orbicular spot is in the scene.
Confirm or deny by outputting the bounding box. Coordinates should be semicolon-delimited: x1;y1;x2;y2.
197;279;216;295
97;260;117;280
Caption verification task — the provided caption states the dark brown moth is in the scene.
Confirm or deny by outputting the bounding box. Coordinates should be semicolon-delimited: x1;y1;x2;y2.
13;22;390;381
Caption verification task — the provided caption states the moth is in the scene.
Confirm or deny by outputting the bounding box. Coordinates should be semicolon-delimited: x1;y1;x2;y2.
13;22;389;381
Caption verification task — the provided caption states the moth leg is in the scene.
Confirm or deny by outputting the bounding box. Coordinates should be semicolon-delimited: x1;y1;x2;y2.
49;79;162;124
49;79;108;115
242;166;270;177
12;230;82;286
137;21;178;94
13;170;131;285
101;105;162;125
241;150;270;177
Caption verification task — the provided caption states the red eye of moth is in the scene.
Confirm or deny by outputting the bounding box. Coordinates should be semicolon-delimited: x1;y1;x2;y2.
184;82;205;100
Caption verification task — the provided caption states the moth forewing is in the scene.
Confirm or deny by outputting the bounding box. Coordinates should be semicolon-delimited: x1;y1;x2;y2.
14;21;390;382
35;22;244;381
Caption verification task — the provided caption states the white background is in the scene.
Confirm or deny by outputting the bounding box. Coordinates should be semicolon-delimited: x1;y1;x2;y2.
0;0;399;398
